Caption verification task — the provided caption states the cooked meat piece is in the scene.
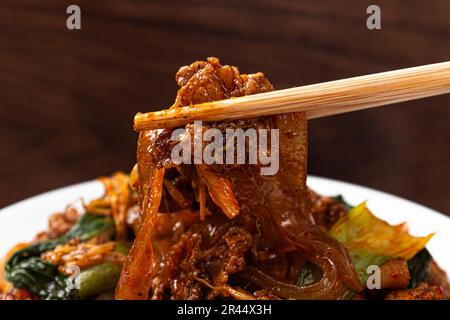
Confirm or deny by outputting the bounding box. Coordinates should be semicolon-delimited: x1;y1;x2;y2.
173;57;273;108
150;218;253;300
164;232;204;300
308;190;348;230
385;282;446;300
380;258;410;289
428;260;449;289
202;226;253;299
33;207;79;241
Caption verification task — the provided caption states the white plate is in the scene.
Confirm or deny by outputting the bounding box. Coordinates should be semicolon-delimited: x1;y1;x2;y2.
1;176;449;274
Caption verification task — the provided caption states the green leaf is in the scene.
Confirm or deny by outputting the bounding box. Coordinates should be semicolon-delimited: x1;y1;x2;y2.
5;213;114;299
331;195;353;211
408;248;432;289
329;202;433;299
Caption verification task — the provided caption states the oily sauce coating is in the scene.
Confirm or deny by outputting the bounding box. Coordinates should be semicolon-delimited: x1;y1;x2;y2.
117;57;361;300
173;57;273;108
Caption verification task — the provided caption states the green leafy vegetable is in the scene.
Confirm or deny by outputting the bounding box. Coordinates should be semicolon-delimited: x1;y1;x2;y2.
7;213;114;270
331;195;353;211
408;248;432;288
329;202;433;299
5;213;115;299
6;257;73;299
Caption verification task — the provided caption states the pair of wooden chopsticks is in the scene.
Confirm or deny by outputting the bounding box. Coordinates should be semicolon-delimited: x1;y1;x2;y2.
134;61;450;131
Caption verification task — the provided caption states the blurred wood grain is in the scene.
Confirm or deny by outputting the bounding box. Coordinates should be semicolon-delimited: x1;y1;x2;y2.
0;0;449;214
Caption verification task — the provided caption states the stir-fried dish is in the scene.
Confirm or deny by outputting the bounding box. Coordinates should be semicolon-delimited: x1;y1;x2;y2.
1;58;448;300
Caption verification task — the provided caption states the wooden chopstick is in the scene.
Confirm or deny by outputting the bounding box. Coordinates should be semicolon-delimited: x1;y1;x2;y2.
134;61;450;131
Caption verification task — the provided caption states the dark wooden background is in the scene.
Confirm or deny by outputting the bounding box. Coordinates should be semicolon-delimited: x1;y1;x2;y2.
0;0;449;214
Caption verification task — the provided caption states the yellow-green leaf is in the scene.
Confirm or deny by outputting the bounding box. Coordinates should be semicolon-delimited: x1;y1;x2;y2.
329;202;433;298
330;202;433;260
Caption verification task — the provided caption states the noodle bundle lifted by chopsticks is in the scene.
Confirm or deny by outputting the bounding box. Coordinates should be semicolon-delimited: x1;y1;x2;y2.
116;57;362;300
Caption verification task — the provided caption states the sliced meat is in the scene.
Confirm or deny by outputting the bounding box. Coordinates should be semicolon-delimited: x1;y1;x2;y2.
150;224;253;300
173;57;273;108
34;208;79;242
308;190;348;230
385;282;446;300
